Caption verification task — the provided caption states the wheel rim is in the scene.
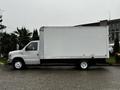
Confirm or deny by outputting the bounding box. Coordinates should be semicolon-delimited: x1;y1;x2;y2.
15;62;22;69
80;61;88;69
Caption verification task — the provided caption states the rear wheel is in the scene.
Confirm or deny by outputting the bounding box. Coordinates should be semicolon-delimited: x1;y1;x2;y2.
80;61;89;70
12;60;25;70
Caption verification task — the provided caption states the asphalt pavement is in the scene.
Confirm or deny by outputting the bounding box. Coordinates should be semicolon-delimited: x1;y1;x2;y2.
0;65;120;90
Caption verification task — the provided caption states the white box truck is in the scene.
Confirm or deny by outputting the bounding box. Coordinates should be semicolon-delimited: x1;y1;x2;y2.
8;26;109;70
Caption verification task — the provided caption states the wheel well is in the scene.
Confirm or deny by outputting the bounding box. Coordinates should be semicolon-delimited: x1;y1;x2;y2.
12;57;25;64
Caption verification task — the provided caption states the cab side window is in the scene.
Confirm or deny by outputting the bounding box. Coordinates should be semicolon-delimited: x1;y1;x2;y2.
26;42;38;51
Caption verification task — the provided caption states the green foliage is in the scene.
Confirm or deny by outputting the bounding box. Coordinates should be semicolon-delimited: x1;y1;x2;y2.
0;27;32;58
32;29;39;40
0;15;6;30
106;56;116;64
0;15;2;23
14;27;32;49
0;25;6;29
0;57;7;64
0;32;17;57
113;37;119;54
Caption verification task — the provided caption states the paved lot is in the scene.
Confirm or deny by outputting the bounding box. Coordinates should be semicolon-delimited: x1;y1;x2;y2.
0;65;120;90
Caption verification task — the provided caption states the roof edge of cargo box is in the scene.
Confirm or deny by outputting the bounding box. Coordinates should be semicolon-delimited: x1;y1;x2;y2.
39;26;108;31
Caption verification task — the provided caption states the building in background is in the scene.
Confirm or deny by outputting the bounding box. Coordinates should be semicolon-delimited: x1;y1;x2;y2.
75;19;120;43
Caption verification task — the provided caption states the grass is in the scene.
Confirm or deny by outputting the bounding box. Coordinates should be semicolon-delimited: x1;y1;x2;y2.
0;57;7;65
106;56;116;65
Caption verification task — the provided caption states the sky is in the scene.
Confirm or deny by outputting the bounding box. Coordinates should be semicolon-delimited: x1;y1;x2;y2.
0;0;120;33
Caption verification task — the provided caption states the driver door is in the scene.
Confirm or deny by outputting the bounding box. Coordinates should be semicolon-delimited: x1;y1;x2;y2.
23;41;40;65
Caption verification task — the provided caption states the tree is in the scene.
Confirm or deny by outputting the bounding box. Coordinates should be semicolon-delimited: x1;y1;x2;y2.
10;33;18;50
0;14;6;57
0;15;3;22
113;36;119;54
14;27;32;49
32;29;39;40
0;15;6;30
0;32;17;57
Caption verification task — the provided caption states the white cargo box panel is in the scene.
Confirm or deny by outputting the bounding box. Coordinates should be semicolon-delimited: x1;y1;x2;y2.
41;26;109;59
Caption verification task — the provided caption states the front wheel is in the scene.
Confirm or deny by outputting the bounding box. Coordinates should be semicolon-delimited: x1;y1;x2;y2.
80;61;89;70
12;60;25;70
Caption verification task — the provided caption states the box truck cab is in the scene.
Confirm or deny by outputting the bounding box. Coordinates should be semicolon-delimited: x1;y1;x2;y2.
8;26;109;70
8;41;40;68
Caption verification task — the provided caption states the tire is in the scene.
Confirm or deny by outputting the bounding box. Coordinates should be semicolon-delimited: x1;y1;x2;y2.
12;60;25;70
79;61;89;70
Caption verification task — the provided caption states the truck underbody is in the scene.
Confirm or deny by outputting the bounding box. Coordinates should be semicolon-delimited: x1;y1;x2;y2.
40;58;107;65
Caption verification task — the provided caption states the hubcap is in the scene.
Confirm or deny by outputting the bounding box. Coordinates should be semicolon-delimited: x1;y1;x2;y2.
80;61;88;69
15;62;22;69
